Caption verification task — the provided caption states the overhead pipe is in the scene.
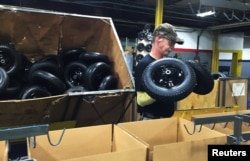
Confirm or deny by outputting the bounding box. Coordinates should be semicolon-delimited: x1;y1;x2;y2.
49;0;196;18
51;0;250;30
188;2;195;15
50;0;158;11
207;21;250;30
224;10;250;22
49;0;211;28
233;13;246;22
223;11;234;21
194;29;204;62
200;0;250;11
196;29;204;53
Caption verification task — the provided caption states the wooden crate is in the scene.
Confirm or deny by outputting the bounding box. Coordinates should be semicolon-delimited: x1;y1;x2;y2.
0;5;135;128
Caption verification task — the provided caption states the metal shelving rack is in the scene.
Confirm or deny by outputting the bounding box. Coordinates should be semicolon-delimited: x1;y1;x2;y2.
0;124;65;160
184;111;250;145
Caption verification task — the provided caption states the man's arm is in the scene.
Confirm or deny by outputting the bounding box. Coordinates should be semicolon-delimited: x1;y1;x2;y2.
136;91;156;107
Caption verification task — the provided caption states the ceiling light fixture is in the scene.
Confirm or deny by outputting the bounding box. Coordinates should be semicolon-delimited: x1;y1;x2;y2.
196;10;215;17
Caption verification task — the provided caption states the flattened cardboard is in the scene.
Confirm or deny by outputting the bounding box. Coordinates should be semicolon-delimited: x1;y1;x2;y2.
118;117;226;161
27;125;147;161
0;5;135;127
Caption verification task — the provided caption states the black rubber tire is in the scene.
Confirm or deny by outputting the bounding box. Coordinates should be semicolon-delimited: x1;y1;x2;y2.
18;85;51;99
4;79;22;99
98;74;118;91
40;55;65;76
0;44;22;76
79;52;111;66
144;24;151;31
20;53;33;74
31;70;66;95
85;62;112;91
27;61;61;82
211;72;227;80
142;58;197;102
40;55;61;68
58;47;86;66
137;43;145;52
145;44;152;52
63;61;87;87
137;31;146;40
0;67;9;93
185;60;214;95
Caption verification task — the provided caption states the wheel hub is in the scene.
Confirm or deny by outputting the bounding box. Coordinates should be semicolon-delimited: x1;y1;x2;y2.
153;65;185;88
70;69;84;85
0;53;12;69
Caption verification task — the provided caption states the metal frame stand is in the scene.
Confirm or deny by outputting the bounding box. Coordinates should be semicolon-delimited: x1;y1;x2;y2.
0;124;65;160
186;112;250;145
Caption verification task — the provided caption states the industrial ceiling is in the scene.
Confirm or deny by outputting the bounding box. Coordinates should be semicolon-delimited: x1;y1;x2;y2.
1;0;250;38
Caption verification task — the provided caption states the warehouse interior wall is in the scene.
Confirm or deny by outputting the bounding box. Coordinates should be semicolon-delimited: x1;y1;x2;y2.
218;33;250;78
121;28;214;71
176;29;213;50
121;27;213;50
121;27;250;78
219;32;244;50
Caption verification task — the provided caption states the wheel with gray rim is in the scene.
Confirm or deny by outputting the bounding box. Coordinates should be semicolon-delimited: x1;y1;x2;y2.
64;61;87;87
142;58;197;102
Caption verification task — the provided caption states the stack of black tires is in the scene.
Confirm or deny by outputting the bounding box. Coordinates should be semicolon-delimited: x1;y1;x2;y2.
0;44;118;100
135;24;153;64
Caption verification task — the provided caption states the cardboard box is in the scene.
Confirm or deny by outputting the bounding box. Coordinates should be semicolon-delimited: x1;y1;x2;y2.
118;117;227;161
12;124;147;161
217;77;249;110
0;141;6;161
177;80;219;110
0;5;135;127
